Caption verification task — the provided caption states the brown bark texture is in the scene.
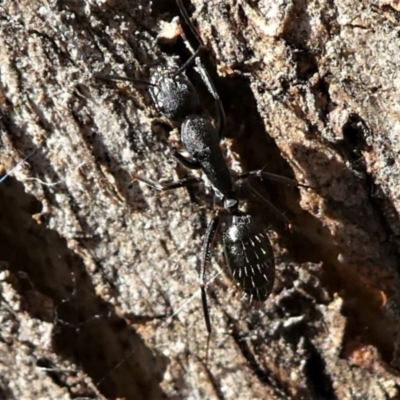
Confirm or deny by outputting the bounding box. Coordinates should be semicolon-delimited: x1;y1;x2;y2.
1;0;400;399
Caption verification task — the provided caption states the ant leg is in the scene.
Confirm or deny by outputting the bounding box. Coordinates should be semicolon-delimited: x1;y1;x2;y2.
237;169;310;188
243;181;305;237
171;147;202;170
176;0;226;138
242;181;292;226
133;174;202;191
199;213;220;359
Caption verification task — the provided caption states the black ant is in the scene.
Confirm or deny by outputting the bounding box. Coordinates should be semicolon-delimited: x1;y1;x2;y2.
97;0;306;350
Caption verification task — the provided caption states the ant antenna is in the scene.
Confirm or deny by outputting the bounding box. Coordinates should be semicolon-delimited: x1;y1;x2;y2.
175;0;226;137
176;0;204;46
0;148;38;184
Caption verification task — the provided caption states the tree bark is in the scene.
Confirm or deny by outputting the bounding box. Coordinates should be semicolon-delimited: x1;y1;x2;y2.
1;0;400;399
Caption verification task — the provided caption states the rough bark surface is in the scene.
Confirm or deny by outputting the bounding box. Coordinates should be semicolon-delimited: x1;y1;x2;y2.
1;0;400;399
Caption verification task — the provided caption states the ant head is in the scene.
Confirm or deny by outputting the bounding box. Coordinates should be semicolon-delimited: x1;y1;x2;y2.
149;69;200;120
95;67;200;121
